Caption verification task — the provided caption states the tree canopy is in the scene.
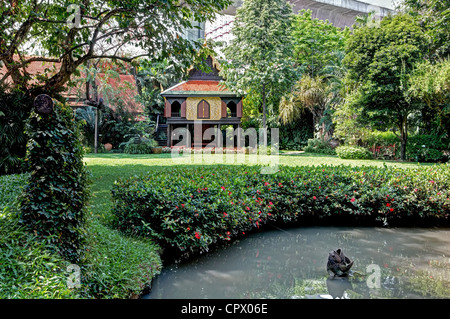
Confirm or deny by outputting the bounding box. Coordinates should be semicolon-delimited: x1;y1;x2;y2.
343;13;430;160
218;0;297;145
0;0;232;94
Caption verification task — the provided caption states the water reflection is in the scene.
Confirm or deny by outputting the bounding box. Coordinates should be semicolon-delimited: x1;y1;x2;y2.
145;226;450;299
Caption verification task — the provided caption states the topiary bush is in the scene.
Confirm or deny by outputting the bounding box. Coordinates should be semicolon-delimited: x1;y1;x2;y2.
19;99;91;263
406;134;448;163
111;164;450;260
335;145;373;159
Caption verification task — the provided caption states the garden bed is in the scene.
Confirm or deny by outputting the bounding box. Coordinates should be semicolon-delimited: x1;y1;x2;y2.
111;164;450;261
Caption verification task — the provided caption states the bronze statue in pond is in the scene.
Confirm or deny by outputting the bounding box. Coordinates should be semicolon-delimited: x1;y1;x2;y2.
327;248;354;277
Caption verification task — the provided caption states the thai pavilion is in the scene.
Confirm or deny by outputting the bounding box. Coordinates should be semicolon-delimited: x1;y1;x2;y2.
160;56;243;148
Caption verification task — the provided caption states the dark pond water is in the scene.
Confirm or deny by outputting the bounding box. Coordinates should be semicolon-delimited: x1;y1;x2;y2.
144;226;450;299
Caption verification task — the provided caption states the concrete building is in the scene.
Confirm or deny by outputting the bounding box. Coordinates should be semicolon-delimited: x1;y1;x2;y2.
202;0;397;43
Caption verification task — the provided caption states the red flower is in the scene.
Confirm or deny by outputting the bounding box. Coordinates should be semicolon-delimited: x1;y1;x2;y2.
390;208;394;212
351;198;356;202
313;196;317;200
187;227;190;231
195;232;201;239
264;182;269;186
386;203;390;207
221;186;225;191
269;201;273;206
181;204;185;208
223;212;228;217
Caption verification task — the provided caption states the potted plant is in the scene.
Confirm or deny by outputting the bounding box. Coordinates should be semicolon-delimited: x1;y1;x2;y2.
151;140;162;154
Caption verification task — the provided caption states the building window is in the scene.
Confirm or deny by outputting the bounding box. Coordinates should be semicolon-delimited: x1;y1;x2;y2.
171;101;181;117
197;99;210;119
227;101;237;117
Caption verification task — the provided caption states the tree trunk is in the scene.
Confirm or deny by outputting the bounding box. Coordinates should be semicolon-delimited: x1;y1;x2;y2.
262;82;267;147
399;118;408;161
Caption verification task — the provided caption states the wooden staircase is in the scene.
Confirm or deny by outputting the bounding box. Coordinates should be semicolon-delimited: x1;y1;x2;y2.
154;115;167;146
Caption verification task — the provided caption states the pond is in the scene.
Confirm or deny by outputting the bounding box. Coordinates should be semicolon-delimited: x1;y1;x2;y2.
143;226;450;299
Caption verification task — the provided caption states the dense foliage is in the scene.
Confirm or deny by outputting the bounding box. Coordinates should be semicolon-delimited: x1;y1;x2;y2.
0;86;33;175
19;100;90;263
111;164;450;259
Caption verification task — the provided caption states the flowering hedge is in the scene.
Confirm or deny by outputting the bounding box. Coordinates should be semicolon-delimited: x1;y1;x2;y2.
111;164;450;258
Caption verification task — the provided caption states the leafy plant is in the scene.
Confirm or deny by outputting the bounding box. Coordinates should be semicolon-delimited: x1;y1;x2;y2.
19;100;91;263
0;86;33;175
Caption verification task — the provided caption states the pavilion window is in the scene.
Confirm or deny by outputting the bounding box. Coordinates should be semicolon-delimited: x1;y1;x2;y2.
171;101;181;117
197;99;210;119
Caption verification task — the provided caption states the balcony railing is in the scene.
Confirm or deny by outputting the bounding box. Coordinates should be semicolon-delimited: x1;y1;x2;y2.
171;112;181;117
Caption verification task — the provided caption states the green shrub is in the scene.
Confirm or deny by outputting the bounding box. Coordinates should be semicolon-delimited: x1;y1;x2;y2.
336;145;373;159
124;141;154;154
406;135;448;163
303;138;336;155
111;164;450;259
20;100;91;263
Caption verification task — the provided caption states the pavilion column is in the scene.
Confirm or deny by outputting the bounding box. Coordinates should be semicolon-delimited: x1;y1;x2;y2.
237;123;242;148
186;124;190;148
167;124;171;147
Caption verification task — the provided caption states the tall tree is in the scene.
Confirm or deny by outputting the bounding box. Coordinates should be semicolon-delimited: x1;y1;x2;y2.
402;0;450;59
343;13;430;160
292;9;349;77
280;10;349;139
0;0;232;95
218;0;297;146
407;57;450;135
